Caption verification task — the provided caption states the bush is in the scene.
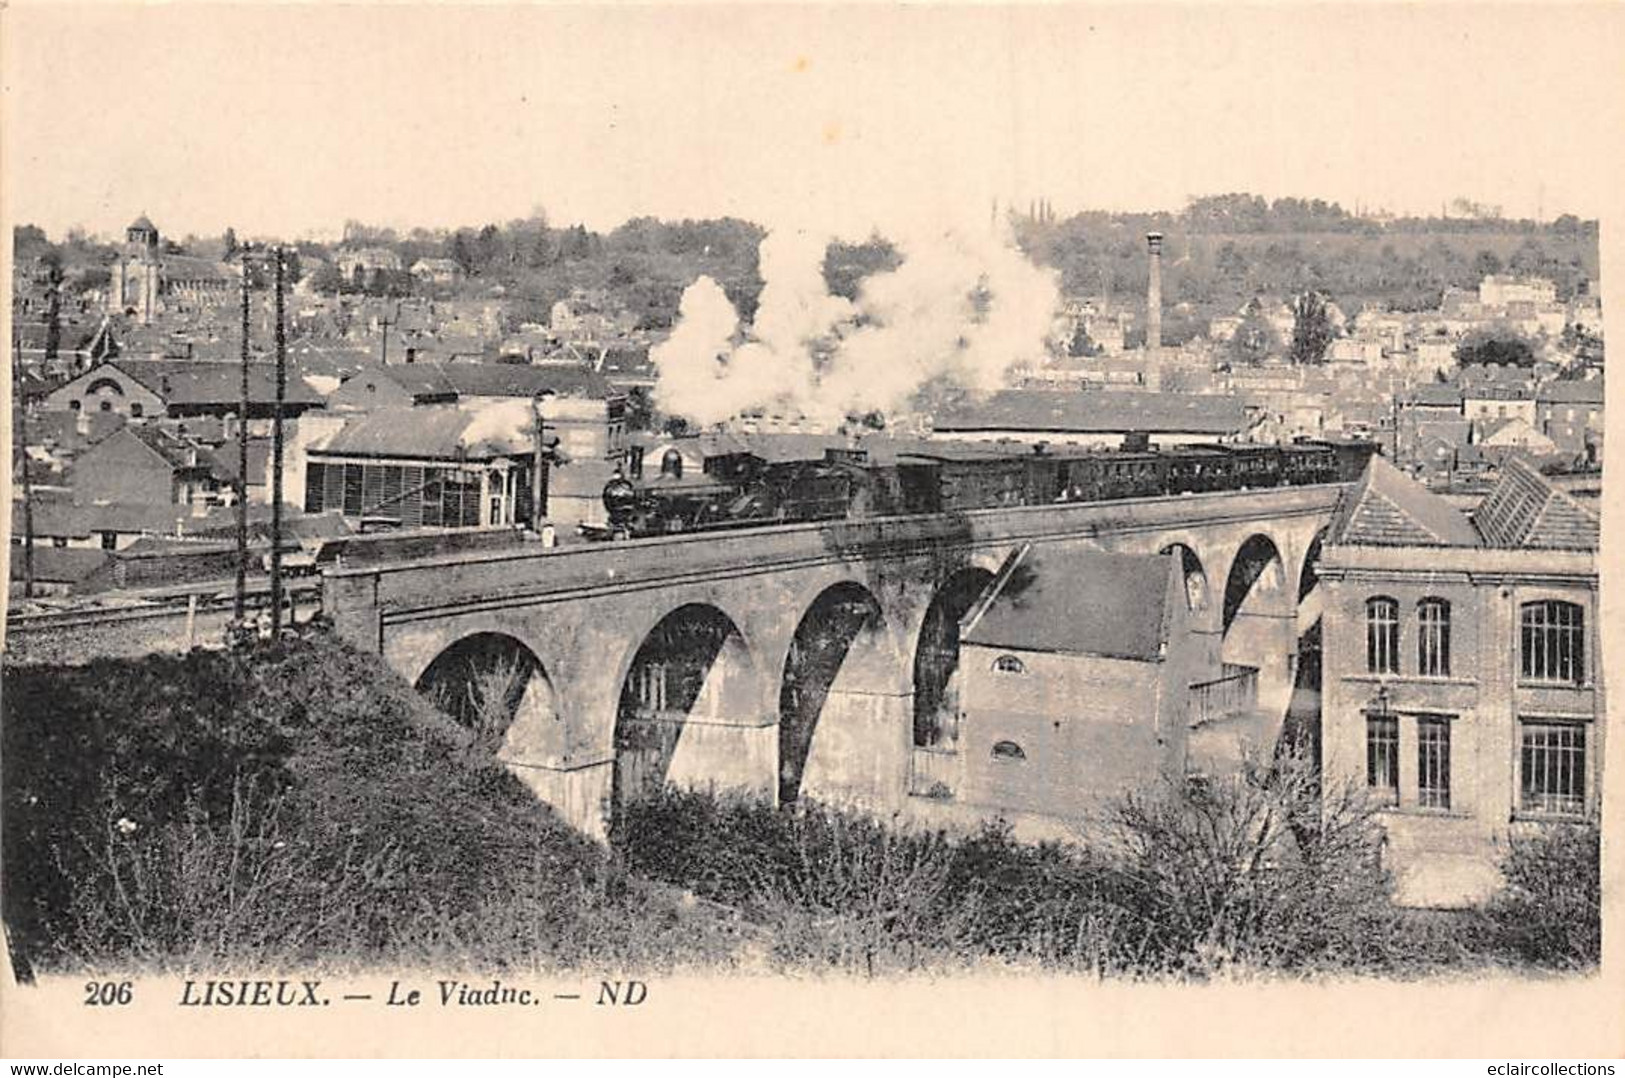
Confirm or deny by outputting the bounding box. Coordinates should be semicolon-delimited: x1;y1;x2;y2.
616;757;1408;979
2;632;740;973
1481;824;1600;969
1109;746;1402;976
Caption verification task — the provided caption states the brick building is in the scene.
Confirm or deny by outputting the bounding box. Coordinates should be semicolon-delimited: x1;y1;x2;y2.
1317;456;1602;907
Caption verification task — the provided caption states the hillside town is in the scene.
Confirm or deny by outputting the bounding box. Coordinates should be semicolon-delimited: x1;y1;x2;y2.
10;209;1603;602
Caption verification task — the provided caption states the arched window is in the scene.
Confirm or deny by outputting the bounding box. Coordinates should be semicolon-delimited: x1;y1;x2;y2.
991;740;1026;761
992;655;1026;674
1521;600;1585;684
1366;596;1399;674
1417;598;1451;677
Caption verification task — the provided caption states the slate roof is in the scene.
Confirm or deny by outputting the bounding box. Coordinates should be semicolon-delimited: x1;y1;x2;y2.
932;390;1253;436
125;425;214;472
1472;456;1599;550
1538;379;1605;405
159;255;234;282
313;405;547;461
440;362;617;401
354;361;619;403
110;360;326;408
1407;384;1463;408
1328;456;1482;547
961;549;1174;661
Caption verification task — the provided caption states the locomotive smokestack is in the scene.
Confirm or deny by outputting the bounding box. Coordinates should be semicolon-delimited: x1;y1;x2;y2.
1145;232;1164;352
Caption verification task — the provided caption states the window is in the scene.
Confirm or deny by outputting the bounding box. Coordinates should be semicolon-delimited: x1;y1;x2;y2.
992;655;1026;674
1416;715;1451;809
1417;598;1451;677
1366;597;1399;674
342;463;364;515
304;462;326;513
1520;601;1585;684
1521;721;1586;815
1366;714;1399;806
129;403;144;418
991;740;1026;761
69;400;81;412
99;400;113;412
100;531;117;551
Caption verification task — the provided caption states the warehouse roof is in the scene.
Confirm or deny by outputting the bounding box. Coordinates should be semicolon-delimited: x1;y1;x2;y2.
932;390;1254;436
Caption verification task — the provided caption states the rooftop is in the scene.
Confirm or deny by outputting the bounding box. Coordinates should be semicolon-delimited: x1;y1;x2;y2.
314;402;544;461
103;360;326;408
1328;455;1483;548
961;548;1174;661
932;390;1253;436
1538;379;1605;405
1473;456;1599;551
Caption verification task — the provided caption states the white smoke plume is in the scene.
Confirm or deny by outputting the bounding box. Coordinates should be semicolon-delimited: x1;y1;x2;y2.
459;398;537;455
651;222;1060;427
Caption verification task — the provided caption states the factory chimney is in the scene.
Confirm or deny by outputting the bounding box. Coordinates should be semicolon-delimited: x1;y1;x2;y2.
1145;232;1164;352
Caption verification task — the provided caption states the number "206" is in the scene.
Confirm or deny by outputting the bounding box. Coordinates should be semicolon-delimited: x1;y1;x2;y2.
84;981;133;1006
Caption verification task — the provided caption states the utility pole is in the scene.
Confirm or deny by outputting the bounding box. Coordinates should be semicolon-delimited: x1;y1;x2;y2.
42;260;62;371
234;247;252;621
531;389;555;530
379;302;396;365
270;246;287;636
12;334;35;598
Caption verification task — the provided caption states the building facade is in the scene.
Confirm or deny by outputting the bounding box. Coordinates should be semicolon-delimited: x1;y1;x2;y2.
942;548;1199;823
1318;456;1603;907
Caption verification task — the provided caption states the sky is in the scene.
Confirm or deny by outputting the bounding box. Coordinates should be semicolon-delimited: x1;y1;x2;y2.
4;3;1624;242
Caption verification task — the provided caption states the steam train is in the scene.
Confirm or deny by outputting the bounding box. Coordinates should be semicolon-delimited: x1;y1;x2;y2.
595;435;1378;540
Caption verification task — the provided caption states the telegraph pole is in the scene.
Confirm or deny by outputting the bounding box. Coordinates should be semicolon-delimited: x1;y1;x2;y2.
270;246;287;636
12;335;35;598
379;302;396;365
234;248;252;621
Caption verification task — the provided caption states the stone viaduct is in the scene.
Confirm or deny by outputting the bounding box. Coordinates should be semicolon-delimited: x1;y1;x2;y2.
320;485;1343;838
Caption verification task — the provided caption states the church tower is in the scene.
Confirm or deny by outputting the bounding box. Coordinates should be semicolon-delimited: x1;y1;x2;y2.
108;213;162;324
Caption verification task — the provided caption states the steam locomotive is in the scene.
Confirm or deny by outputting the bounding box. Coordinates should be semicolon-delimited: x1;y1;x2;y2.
595;435;1378;540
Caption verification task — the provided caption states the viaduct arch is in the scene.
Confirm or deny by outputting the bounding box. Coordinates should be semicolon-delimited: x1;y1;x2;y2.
338;486;1343;838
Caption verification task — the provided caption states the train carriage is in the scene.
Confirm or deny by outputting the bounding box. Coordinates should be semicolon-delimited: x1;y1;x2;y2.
599;434;1381;540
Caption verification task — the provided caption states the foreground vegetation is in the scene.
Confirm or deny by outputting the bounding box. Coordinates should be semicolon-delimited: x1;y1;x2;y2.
2;630;1600;978
2;632;746;974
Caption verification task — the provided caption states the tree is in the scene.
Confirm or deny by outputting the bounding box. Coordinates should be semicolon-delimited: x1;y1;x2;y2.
624;386;655;432
1289;290;1335;365
223;227;239;258
1228;298;1282;365
309;263;344;295
448;232;476;275
1456;324;1537;368
1067;321;1100;358
1472;250;1503;278
13;223;47;254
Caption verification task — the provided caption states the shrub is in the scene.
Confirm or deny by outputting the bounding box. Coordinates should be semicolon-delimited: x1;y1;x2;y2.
1481;823;1600;970
1104;744;1401;976
2;631;739;973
